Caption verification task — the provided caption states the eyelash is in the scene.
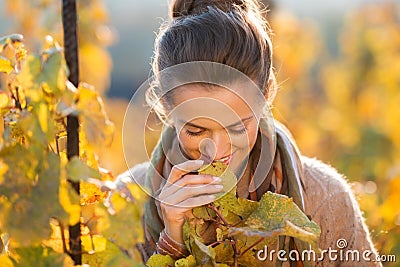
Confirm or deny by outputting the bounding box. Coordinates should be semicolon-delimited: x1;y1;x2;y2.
184;129;205;137
229;127;247;135
184;127;247;137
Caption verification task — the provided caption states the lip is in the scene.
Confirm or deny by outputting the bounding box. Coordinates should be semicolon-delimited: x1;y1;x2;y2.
214;153;234;165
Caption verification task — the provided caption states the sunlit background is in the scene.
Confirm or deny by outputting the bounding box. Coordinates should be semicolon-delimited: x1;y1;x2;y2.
0;0;399;265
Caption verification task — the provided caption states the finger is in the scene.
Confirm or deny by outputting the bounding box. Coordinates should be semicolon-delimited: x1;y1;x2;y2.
175;174;221;187
178;194;217;208
162;184;223;206
164;174;221;196
161;174;219;197
168;160;204;184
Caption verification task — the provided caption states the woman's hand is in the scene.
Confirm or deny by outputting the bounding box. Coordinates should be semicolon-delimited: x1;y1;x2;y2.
158;159;223;244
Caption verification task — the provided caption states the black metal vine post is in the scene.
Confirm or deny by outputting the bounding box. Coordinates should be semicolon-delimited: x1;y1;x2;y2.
62;0;81;264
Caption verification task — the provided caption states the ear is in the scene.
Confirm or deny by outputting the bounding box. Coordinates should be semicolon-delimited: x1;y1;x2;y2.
264;72;277;103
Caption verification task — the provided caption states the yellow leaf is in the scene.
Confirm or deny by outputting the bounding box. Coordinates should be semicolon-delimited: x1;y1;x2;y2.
0;255;13;267
59;178;81;225
0;56;13;74
0;160;8;184
82;235;107;253
147;254;175;267
38;103;48;133
0;92;10;109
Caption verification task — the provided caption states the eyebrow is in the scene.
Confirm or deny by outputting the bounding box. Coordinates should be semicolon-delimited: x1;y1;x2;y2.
180;115;254;129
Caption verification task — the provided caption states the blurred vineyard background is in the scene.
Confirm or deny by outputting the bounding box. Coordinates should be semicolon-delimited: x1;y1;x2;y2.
0;0;399;265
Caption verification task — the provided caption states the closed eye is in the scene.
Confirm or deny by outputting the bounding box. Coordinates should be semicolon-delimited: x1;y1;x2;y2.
184;127;206;137
228;127;247;135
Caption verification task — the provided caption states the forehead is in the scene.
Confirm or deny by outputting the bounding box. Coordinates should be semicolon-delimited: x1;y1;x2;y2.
169;83;264;126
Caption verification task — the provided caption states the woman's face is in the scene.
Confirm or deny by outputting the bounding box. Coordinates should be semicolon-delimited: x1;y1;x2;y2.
169;83;263;171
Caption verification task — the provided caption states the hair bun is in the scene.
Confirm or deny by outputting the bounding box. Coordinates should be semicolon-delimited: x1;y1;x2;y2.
171;0;259;19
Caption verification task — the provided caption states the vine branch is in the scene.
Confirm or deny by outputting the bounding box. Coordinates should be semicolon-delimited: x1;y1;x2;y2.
62;0;81;264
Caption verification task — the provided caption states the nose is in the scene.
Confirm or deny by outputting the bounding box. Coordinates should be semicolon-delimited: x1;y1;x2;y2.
199;130;231;162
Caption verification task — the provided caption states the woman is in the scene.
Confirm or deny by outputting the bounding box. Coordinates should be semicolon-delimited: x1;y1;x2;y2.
115;0;381;266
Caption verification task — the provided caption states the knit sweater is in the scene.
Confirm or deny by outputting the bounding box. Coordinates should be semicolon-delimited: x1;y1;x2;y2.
115;156;382;266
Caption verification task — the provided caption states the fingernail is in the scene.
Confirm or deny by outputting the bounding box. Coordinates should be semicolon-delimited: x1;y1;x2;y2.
208;195;216;200
213;177;222;182
215;185;223;189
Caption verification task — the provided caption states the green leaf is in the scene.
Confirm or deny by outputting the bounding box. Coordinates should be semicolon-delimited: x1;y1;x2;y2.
18;103;56;146
10;245;71;267
214;242;234;264
82;237;143;267
76;83;114;147
17;55;42;100
103;184;146;253
216;228;224;242
146;254;174;267
66;156;102;182
237;246;259;266
0;144;40;191
230;192;321;250
192;206;215;220
174;255;196;267
0;152;67;246
234;198;259;219
37;49;67;96
0;56;14;74
183;221;215;267
105;253;144;267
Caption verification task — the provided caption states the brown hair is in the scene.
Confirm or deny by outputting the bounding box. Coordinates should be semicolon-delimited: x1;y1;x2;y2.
147;0;274;121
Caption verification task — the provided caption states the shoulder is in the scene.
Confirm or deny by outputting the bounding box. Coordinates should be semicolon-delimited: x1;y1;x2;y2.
301;156;353;196
301;156;356;217
300;157;380;257
114;161;151;190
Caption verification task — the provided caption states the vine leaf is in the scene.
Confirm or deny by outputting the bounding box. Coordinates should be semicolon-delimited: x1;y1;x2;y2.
59;178;81;225
183;220;215;267
174;255;197;267
234;198;259;219
9;245;73;267
0;255;13;267
214;242;234;264
230;192;321;250
102;184;146;257
37;46;67;96
0;56;13;74
18;102;56;146
192;162;238;222
0;144;40;190
104;253;145;267
0;152;68;246
198;162;237;197
66;156;102;182
0;91;10;110
82;237;143;267
146;254;175;267
76;83;114;147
